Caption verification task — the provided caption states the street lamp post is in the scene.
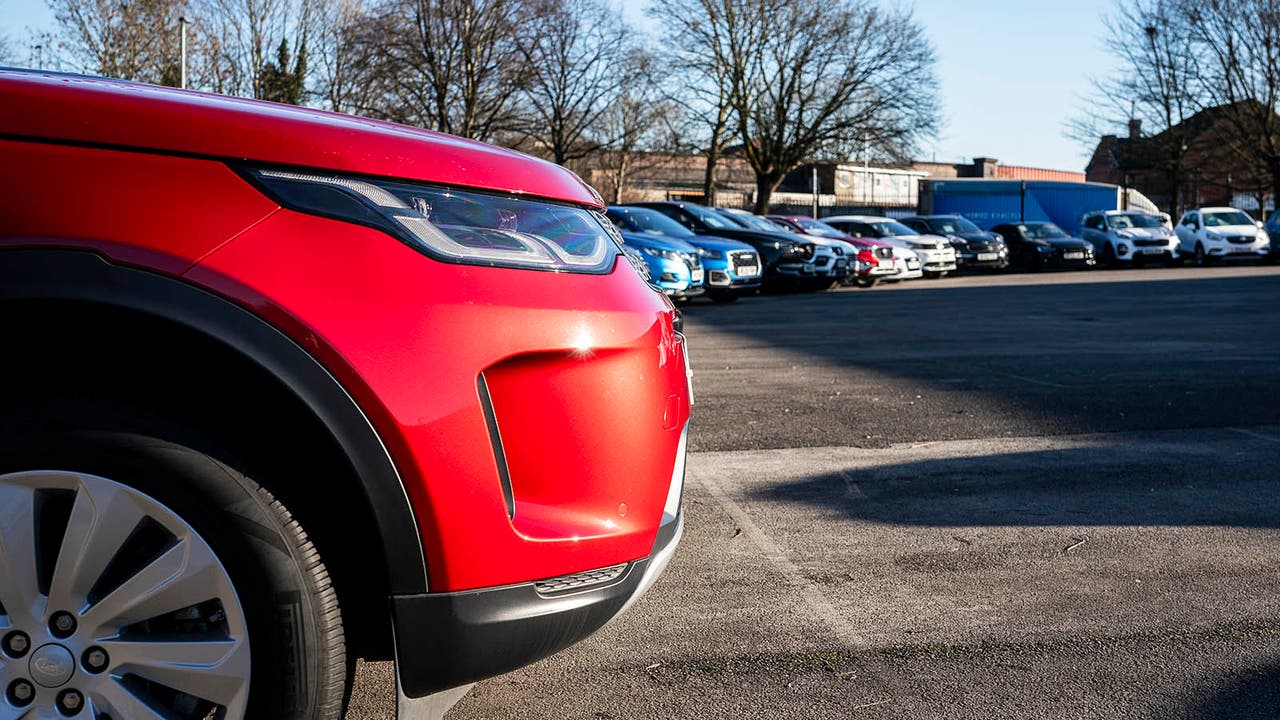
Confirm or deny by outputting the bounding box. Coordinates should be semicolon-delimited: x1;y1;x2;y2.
179;17;190;89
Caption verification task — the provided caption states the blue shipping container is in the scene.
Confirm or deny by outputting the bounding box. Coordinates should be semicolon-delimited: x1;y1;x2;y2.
922;180;1121;235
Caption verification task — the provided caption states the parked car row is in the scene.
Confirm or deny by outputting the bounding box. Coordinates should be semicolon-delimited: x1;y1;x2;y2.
606;201;1276;304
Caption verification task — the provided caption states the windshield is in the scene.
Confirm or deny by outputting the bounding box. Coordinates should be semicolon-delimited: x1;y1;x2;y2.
1108;213;1164;229
1203;210;1254;227
928;217;981;234
871;220;919;237
797;219;847;238
684;204;735;229
607;207;694;238
1021;223;1069;239
723;211;783;232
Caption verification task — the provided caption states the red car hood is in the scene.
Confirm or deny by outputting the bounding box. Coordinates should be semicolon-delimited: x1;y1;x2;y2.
0;70;602;207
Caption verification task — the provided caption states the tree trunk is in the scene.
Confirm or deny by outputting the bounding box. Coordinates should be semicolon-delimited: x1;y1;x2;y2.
702;144;720;206
752;172;783;215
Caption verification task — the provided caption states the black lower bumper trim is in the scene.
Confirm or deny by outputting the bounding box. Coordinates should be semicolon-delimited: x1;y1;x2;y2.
392;517;681;697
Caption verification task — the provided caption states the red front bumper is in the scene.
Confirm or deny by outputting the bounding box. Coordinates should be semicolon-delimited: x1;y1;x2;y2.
187;209;691;592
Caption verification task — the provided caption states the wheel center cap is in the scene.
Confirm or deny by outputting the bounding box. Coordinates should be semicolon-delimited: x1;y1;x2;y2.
29;644;76;688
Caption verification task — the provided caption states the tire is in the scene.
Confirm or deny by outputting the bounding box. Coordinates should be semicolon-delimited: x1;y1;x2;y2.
855;277;878;288
1101;242;1117;268
0;433;347;720
923;270;947;279
1195;243;1210;267
708;290;740;303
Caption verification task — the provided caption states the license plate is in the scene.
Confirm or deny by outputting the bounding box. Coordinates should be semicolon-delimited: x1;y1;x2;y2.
1064;251;1084;260
803;263;816;273
1231;246;1255;253
1141;247;1165;255
691;269;704;283
977;252;998;261
737;265;758;277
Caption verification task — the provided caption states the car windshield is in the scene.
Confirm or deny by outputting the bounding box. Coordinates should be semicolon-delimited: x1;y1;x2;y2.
608;207;694;238
1021;223;1069;239
1108;213;1163;229
684;204;734;229
872;221;919;237
724;211;783;232
1203;210;1254;227
797;219;847;238
929;217;980;234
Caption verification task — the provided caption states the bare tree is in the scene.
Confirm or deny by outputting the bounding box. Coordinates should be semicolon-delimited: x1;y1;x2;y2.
1071;0;1201;218
648;0;769;205
350;0;530;139
734;0;938;212
189;0;323;98
513;0;636;165
591;49;677;203
311;0;378;112
1179;0;1280;212
47;0;186;82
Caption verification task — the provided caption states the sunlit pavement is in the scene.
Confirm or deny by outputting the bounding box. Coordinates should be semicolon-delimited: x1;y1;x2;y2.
348;265;1280;719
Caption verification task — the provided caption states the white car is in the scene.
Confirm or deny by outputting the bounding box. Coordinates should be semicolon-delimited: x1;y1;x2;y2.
884;246;924;281
1174;207;1271;265
822;215;957;278
1080;210;1179;266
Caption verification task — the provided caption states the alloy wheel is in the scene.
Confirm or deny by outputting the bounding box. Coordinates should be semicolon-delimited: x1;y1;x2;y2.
0;470;250;720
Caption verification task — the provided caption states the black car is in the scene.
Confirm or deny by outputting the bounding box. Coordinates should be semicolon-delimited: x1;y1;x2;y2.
901;215;1009;270
990;222;1096;270
626;202;818;287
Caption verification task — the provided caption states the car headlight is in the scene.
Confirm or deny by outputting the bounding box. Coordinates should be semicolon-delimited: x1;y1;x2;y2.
1116;231;1134;239
697;247;725;259
640;245;679;260
246;168;618;273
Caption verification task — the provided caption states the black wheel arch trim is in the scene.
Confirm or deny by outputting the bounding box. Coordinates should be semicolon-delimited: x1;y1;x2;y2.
0;248;429;594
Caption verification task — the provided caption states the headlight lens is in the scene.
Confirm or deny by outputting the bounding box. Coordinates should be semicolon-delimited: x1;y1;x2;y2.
697;247;725;259
1116;231;1134;239
640;245;680;260
247;168;618;273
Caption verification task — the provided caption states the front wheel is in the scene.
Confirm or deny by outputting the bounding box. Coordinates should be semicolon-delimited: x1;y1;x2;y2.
1195;243;1210;267
0;434;348;720
855;277;878;288
923;270;947;279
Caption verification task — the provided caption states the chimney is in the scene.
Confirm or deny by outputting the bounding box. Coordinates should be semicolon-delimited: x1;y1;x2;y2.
1128;119;1142;139
971;157;999;178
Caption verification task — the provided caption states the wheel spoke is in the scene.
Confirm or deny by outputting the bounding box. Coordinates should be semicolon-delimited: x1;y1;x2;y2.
82;538;223;635
88;678;173;720
0;483;42;625
101;636;250;708
46;480;148;615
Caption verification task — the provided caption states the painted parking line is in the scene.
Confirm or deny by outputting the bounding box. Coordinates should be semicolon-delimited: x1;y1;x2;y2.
1229;427;1280;444
692;468;870;649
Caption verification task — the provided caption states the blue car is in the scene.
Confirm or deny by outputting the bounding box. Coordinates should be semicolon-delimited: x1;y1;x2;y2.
606;206;763;303
617;229;705;299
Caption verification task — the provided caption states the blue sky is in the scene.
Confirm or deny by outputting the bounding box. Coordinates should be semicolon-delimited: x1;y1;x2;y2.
3;0;1122;171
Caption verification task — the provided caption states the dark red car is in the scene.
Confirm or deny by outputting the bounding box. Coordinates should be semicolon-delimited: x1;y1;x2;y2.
767;215;898;287
0;70;689;720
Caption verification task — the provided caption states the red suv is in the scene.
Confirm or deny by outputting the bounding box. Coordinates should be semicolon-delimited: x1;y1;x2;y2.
0;70;689;720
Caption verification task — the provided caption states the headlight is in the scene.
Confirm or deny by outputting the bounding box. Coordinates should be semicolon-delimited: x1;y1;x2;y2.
640;245;679;260
1116;231;1134;239
246;168;617;273
697;247;725;259
992;233;1003;243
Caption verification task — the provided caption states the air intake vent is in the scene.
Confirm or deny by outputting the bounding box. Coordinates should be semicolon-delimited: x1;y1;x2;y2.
534;563;628;596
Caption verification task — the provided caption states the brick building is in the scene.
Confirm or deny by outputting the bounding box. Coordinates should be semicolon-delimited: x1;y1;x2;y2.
1085;106;1276;217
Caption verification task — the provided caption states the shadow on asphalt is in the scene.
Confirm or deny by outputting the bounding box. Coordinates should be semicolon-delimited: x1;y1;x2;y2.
747;441;1280;528
1161;660;1280;720
679;270;1280;450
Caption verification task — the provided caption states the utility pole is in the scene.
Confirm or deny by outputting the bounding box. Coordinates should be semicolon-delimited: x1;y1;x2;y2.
811;165;818;218
31;43;43;70
179;17;190;89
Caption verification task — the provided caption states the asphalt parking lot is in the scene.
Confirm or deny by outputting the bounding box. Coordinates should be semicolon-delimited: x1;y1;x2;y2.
348;264;1280;719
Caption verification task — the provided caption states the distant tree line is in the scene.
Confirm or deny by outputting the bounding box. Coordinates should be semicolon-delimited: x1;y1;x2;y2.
1077;0;1280;217
26;0;939;208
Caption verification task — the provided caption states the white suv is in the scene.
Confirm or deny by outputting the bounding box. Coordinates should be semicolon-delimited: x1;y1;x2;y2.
1080;210;1180;266
823;215;957;278
1174;207;1271;265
